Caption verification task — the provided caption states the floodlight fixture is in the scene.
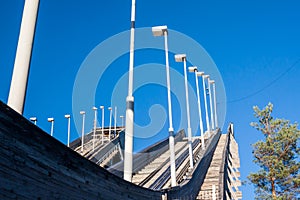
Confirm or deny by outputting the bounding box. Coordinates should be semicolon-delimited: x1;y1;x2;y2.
176;53;193;169
152;25;168;36
197;71;205;76
174;54;186;62
189;67;205;150
152;25;176;187
188;66;198;72
30;117;37;125
47;117;54;136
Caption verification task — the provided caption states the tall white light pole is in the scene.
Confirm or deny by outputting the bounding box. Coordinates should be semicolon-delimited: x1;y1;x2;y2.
210;80;218;128
120;115;124;129
47;117;54;136
202;75;211;135
65;114;71;147
114;106;117;137
80;111;85;153
152;25;176;187
207;77;215;130
124;0;136;182
100;106;104;144
189;67;205;150
7;0;40;114
92;106;97;152
30;117;37;125
175;54;193;169
108;107;113;141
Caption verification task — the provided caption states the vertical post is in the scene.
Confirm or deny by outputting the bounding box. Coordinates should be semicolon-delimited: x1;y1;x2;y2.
202;75;210;135
164;31;176;187
100;106;104;144
124;0;136;182
80;111;85;153
212;81;218;128
47;118;54;136
108;107;112;141
152;26;176;187
114;106;117;137
194;70;205;150
180;56;193;169
208;78;215;130
120;115;124;129
65;114;71;147
92;106;97;152
7;0;40;114
51;121;54;136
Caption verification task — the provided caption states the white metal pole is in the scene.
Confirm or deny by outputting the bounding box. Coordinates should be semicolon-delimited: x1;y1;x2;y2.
7;0;40;114
92;107;97;152
68;117;71;147
202;75;211;135
48;118;54;136
51;121;54;136
108;107;112;141
100;106;104;144
120;115;124;129
114;106;117;137
164;32;176;187
65;115;71;147
195;71;205;150
80;111;85;153
208;78;215;130
124;0;136;182
182;58;193;169
212;82;218;128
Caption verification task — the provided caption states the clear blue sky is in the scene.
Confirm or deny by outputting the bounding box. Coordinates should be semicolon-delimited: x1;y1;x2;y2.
1;1;300;198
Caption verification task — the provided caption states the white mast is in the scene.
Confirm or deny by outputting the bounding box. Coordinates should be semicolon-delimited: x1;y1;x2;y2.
8;0;40;114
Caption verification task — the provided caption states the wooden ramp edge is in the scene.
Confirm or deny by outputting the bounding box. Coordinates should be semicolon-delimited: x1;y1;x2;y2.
0;101;162;200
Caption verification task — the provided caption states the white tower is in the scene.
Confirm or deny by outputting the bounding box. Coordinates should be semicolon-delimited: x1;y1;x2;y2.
7;0;40;114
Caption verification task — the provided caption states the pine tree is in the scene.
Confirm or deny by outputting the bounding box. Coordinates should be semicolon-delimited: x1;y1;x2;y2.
248;103;300;199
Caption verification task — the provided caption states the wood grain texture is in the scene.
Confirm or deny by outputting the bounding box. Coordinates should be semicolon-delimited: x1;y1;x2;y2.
0;101;161;200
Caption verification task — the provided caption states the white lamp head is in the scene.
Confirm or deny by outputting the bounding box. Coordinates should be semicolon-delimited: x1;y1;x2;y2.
152;25;168;36
100;106;104;109
92;106;97;110
203;74;210;79
174;54;186;62
30;117;37;121
47;117;54;122
108;107;112;110
209;80;215;84
120;115;124;118
196;71;205;76
188;66;198;72
80;111;85;115
64;114;70;118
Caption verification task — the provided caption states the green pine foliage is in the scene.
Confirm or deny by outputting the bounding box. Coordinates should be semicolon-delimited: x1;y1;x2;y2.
248;103;300;199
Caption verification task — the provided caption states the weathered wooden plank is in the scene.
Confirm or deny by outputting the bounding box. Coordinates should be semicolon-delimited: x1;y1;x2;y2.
0;101;162;200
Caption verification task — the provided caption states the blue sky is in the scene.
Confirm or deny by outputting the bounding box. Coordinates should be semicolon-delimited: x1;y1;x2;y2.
1;0;300;198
